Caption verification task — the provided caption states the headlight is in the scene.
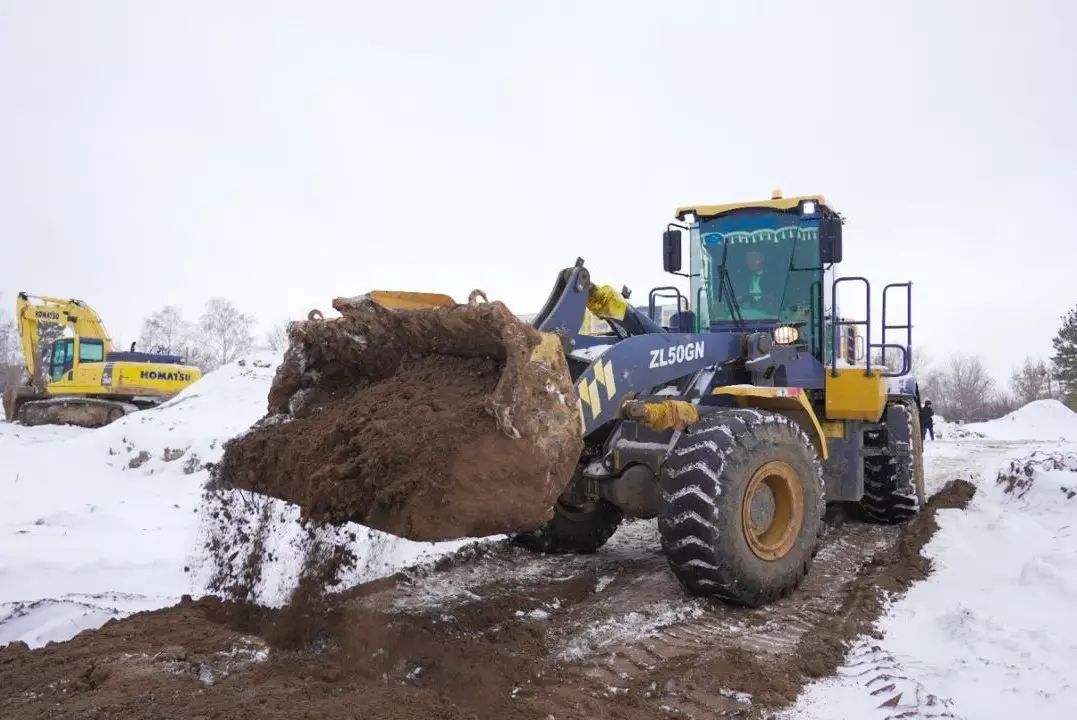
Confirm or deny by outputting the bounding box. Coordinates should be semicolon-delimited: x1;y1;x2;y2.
773;325;800;345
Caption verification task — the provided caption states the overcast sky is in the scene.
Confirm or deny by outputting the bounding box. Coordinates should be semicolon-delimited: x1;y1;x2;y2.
2;0;1074;383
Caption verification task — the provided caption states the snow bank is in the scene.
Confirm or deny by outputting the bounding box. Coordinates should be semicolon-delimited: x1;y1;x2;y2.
933;418;986;441
0;350;487;649
785;448;1077;719
966;399;1077;442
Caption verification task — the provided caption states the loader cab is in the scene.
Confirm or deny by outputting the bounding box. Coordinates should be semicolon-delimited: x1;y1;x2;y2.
665;193;839;364
662;191;913;386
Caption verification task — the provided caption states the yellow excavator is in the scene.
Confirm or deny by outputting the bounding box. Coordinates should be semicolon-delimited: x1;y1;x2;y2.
3;293;203;427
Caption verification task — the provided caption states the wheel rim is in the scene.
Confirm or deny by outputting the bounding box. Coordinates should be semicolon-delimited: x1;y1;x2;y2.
741;460;804;561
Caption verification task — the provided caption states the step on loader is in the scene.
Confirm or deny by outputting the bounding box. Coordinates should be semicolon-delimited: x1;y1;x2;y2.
214;190;925;607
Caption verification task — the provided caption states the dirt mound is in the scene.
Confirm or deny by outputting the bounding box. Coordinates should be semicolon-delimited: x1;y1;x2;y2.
1;482;978;719
0;581;609;720
212;295;583;543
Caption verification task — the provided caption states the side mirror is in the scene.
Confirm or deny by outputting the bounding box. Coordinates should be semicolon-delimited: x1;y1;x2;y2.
663;229;682;273
820;214;843;264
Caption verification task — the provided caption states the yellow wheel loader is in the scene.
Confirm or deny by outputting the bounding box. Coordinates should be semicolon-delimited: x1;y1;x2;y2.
215;190;925;607
3;293;203;428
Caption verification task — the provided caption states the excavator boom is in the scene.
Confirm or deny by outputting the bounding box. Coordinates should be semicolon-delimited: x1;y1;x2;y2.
15;293;115;390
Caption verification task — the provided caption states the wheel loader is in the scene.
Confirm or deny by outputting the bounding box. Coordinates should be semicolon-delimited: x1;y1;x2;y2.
217;190;925;608
3;293;203;428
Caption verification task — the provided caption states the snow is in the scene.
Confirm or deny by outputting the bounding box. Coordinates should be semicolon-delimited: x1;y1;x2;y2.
964;399;1077;442
569;344;614;362
0;350;486;649
784;412;1077;719
555;600;707;662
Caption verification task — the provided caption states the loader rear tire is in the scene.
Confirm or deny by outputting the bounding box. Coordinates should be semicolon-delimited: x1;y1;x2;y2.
658;409;825;607
860;400;926;524
513;498;624;554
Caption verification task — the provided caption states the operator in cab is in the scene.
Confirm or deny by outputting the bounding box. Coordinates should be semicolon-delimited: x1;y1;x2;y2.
741;247;780;309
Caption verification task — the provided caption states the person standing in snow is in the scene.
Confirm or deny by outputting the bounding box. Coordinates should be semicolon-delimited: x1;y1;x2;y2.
920;400;935;441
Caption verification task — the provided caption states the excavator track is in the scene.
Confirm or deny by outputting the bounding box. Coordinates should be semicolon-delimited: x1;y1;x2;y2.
14;396;140;428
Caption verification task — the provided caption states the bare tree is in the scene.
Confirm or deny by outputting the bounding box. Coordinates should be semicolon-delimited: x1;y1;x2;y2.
197;298;256;371
872;343;932;376
984;389;1020;418
0;308;24;395
930;353;998;423
264;320;290;352
910;346;934;377
1044;359;1066;400
1009;357;1051;405
36;323;65;365
139;305;192;355
0;310;19;364
870;349;902;374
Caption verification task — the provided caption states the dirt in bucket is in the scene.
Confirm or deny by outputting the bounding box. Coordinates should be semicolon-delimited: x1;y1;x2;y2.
210;295;583;543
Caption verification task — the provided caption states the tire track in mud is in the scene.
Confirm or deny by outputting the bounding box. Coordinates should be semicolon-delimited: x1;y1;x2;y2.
350;479;976;717
802;641;962;719
0;480;976;720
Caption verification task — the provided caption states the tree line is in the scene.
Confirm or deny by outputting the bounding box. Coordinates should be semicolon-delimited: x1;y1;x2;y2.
135;298;262;372
873;304;1077;423
3;293;1077;421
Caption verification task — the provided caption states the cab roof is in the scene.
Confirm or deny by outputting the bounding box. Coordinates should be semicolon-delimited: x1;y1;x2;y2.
675;191;832;221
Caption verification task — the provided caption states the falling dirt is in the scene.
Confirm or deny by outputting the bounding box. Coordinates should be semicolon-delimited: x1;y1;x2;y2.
0;480;977;720
211;295;583;543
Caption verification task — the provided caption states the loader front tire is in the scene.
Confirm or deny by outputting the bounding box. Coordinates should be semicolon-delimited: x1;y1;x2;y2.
513;498;624;554
658;409;825;607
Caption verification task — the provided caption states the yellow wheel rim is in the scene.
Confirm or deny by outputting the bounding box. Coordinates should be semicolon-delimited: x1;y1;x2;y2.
741;460;805;561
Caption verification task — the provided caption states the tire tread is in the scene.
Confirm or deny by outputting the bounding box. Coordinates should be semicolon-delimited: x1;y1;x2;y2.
658;408;826;607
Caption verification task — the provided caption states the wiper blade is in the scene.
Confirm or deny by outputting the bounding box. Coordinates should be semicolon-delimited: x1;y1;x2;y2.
719;267;746;328
715;239;745;329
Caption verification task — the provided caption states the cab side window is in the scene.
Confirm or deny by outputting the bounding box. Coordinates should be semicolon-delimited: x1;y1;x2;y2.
79;339;105;363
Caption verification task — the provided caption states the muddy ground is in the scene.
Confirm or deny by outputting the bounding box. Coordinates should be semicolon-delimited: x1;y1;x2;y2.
0;480;974;720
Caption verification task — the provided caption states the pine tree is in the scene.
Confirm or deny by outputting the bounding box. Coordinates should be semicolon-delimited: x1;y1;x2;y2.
1050;304;1077;406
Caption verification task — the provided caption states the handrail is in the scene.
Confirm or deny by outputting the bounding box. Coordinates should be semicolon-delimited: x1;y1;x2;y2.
830;276;914;378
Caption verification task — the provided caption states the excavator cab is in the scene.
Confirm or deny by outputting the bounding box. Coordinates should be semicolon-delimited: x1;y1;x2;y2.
46;338;77;382
44;336;114;381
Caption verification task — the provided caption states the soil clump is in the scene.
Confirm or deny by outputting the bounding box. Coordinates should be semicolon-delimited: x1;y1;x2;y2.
211;295;583;543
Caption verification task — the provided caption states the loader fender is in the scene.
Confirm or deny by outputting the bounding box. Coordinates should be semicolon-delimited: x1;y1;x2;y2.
709;385;829;461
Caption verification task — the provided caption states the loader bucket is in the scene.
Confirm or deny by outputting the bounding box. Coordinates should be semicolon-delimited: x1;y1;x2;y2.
211;291;585;542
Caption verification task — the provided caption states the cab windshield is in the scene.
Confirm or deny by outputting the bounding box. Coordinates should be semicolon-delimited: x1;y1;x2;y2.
698;210;821;325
